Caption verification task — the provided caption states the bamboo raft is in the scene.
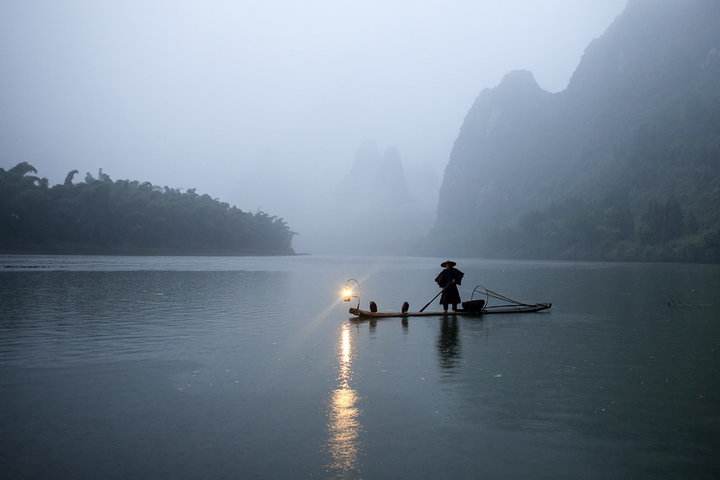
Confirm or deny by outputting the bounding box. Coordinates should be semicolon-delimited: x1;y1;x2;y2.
349;303;551;318
348;286;552;319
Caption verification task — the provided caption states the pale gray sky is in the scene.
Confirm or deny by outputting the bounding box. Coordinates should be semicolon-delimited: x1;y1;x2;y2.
0;0;626;250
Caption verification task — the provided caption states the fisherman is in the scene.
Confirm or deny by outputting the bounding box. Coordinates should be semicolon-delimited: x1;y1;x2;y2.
435;260;464;312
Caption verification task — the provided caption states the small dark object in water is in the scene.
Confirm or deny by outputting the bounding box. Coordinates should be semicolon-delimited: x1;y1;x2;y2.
461;299;486;312
369;301;378;313
401;302;410;313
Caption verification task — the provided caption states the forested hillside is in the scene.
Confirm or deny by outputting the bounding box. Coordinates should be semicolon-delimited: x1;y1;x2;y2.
0;162;294;255
429;0;720;263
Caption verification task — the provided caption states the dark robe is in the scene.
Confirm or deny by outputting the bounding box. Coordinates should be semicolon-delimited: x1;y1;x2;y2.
435;267;464;306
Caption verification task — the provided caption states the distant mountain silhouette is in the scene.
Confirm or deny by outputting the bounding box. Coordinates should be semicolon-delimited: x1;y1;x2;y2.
428;0;720;262
340;141;411;209
314;141;427;254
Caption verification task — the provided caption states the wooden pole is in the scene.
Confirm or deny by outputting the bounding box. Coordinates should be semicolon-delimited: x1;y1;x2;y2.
419;283;451;313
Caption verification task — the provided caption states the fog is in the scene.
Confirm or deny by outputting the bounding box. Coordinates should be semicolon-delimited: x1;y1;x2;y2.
0;0;626;253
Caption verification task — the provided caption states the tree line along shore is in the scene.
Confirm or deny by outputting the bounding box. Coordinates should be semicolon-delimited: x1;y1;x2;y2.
0;162;295;256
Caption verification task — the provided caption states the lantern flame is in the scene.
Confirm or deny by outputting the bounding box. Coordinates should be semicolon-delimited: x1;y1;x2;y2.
340;278;359;304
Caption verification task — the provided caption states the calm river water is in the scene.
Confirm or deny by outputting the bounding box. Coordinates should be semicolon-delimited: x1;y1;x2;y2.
1;255;719;479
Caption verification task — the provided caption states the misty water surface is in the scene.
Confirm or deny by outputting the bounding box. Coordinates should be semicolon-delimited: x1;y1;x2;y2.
1;255;718;479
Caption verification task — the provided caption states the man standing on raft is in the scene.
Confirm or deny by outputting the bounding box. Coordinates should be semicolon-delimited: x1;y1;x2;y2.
435;260;464;312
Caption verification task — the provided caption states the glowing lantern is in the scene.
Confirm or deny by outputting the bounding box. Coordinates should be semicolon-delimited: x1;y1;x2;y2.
341;278;360;307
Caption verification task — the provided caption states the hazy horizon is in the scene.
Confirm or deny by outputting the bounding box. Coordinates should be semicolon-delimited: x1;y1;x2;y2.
1;0;627;252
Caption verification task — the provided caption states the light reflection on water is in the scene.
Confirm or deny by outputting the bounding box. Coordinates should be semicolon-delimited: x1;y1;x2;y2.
327;322;360;474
